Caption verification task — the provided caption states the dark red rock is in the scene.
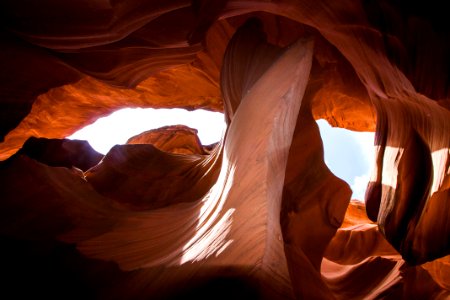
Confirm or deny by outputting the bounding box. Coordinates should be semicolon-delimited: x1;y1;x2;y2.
18;137;103;171
0;0;449;298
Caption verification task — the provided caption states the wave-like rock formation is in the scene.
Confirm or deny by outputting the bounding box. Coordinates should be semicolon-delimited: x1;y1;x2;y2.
0;0;449;299
127;125;210;155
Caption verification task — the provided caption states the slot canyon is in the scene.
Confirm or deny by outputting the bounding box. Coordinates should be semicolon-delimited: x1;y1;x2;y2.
0;0;449;299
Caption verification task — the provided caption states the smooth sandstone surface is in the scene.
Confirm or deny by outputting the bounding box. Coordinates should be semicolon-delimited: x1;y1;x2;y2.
127;125;210;155
0;0;449;298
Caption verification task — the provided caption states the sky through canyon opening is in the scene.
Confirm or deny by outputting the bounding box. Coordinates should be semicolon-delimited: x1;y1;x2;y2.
317;119;375;201
68;109;375;201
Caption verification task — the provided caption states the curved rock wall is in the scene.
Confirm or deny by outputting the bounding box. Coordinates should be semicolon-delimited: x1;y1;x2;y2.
0;0;449;298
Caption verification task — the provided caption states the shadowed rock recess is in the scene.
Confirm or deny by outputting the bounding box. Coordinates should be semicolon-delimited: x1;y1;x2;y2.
0;1;449;299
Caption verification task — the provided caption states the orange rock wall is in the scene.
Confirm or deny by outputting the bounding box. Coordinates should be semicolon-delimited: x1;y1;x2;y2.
0;0;449;299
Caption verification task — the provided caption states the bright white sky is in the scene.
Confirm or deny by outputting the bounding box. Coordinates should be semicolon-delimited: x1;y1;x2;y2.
68;109;374;201
68;108;226;154
316;119;375;201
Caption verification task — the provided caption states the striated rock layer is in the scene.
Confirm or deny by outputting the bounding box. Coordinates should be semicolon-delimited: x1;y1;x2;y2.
127;125;211;155
0;0;449;299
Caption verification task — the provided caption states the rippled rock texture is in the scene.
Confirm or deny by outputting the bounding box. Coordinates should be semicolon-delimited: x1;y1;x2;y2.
0;0;449;299
127;125;210;155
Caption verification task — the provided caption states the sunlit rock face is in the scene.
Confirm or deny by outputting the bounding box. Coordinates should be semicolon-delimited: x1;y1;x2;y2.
127;125;210;155
0;0;449;299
